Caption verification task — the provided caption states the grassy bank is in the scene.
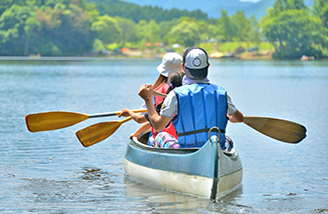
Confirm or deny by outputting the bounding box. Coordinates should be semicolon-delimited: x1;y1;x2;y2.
105;41;275;59
197;41;275;60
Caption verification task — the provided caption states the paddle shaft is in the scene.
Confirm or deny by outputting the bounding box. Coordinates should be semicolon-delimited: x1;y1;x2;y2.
88;109;146;118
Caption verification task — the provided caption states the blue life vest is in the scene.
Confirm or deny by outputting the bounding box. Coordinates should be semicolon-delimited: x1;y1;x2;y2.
172;84;228;148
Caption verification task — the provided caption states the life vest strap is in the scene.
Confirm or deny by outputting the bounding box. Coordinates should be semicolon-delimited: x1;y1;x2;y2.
177;126;225;137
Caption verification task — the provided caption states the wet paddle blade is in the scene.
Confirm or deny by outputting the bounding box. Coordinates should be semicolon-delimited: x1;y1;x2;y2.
76;117;132;147
243;116;307;143
25;111;89;132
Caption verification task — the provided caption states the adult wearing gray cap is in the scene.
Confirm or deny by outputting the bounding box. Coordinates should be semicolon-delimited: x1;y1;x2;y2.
139;47;243;149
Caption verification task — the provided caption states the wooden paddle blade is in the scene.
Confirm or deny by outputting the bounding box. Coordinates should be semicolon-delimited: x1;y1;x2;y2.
243;116;307;144
76;117;133;147
25;111;89;132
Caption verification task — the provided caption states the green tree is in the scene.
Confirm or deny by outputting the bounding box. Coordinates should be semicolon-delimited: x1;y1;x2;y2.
313;0;328;29
147;19;161;44
135;19;161;50
35;1;94;55
197;20;212;42
23;16;40;55
218;10;237;52
90;0;208;23
271;0;307;14
115;16;137;46
169;19;201;47
248;15;262;48
232;10;251;47
159;19;178;44
261;3;327;58
135;20;148;47
91;15;121;45
93;38;105;51
0;4;38;56
0;0;27;15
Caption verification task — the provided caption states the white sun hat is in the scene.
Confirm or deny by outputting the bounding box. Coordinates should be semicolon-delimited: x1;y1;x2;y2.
157;52;183;77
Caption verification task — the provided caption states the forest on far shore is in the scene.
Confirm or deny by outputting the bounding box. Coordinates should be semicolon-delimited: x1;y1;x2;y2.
0;0;327;59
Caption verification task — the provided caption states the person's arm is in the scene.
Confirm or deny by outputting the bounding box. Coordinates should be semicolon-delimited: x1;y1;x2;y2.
138;84;171;132
129;122;152;139
228;109;244;123
226;93;243;123
118;109;148;124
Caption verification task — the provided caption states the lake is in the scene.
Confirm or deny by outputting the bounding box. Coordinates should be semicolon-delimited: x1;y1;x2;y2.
0;57;327;213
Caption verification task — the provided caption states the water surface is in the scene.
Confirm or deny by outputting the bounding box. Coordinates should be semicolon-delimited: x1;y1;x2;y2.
1;57;327;213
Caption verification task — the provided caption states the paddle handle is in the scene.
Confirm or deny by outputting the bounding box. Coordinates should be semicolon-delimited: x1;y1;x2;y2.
88;109;147;118
153;91;167;98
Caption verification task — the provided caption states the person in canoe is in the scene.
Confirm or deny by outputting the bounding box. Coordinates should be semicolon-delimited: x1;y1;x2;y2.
141;52;183;108
138;47;244;149
119;71;185;148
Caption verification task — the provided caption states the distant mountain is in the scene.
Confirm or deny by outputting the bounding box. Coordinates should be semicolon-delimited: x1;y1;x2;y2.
123;0;315;19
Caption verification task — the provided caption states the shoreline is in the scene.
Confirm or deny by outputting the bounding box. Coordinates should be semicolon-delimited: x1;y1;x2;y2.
0;55;272;61
0;53;325;61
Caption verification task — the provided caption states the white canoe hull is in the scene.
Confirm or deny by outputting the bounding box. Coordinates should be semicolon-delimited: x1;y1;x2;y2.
124;135;243;199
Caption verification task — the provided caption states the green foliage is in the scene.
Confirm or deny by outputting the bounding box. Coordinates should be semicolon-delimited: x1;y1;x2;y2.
313;0;328;29
0;0;96;56
231;10;251;45
93;38;105;51
218;10;237;43
0;0;27;15
0;0;327;57
116;16;137;46
261;0;328;59
159;19;179;44
0;4;37;55
91;15;121;44
248;15;262;45
87;0;208;23
169;20;201;47
146;20;161;44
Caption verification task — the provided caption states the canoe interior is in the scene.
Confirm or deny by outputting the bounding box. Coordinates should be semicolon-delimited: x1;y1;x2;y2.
134;131;199;154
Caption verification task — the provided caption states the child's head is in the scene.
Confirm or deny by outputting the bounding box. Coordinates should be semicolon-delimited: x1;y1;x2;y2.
166;71;185;94
157;52;183;77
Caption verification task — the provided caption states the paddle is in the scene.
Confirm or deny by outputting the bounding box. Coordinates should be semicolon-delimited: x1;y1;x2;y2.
76;117;133;147
76;89;307;147
25;91;165;133
25;109;147;132
76;115;306;147
243;116;306;144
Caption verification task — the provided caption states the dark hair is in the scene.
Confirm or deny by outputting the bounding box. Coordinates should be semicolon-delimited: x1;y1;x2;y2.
165;71;184;94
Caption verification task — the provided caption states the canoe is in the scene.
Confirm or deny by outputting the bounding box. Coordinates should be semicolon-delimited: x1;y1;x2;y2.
124;131;243;200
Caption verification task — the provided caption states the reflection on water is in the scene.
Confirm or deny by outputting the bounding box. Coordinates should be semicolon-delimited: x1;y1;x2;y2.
1;58;328;213
124;177;250;213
